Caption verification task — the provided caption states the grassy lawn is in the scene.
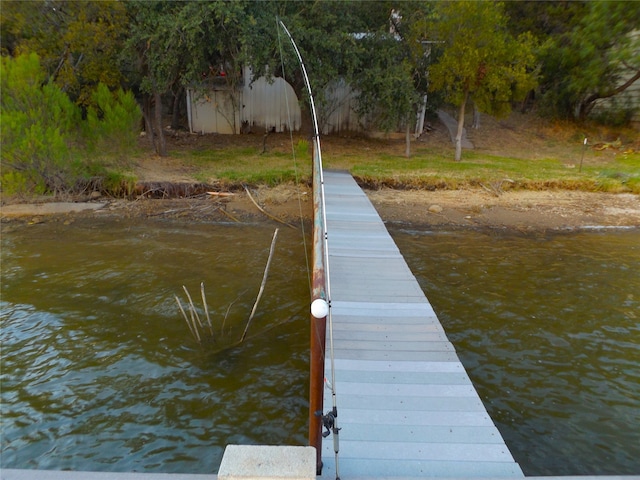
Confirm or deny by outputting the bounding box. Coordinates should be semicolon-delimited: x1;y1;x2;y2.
133;112;639;194
163;139;640;194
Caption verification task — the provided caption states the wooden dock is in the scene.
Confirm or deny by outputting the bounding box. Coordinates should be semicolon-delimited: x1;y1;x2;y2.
319;170;523;478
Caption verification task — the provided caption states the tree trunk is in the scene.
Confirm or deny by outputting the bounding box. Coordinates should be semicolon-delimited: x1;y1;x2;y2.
154;91;167;156
142;94;158;153
171;87;184;131
472;101;480;129
455;91;468;161
405;122;411;158
578;68;640;121
415;94;428;136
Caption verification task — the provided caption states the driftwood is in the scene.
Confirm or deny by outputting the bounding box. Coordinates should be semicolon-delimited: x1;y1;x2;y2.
480;178;515;197
219;208;241;223
206;308;305;356
207;191;235;197
134;182;215;199
243;185;296;229
200;282;214;337
222;289;248;336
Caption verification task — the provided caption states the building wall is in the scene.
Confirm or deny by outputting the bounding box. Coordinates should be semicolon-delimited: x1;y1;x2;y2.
320;79;361;134
187;69;426;135
187;87;241;134
187;67;301;134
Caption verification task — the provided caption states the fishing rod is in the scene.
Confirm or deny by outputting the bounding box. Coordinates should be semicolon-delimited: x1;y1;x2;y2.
277;19;341;480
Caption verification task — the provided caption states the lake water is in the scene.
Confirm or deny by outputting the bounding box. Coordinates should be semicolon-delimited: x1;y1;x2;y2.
391;226;640;476
1;219;310;473
1;218;638;475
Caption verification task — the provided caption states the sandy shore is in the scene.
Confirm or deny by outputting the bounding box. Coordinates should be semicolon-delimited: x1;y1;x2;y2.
2;186;639;231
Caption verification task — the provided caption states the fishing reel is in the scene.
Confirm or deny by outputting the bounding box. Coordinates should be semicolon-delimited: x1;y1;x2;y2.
316;408;340;438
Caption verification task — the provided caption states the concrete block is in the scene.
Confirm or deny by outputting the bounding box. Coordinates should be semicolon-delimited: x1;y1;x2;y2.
218;445;315;480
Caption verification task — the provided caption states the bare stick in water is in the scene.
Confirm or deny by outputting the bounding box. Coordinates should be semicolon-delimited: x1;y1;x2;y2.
241;228;279;342
183;285;203;329
222;289;248;336
175;295;200;342
201;282;214;336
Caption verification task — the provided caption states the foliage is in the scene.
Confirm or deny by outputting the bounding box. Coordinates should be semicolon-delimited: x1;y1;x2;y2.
83;162;137;197
510;1;640;121
122;1;256;154
352;33;418;132
1;0;127;106
422;1;537;160
267;1;376;130
84;83;142;164
1;53;81;194
247;1;427;134
2;0;637;188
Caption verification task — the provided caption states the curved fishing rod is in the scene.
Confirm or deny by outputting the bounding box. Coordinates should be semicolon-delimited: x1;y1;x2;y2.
277;19;341;480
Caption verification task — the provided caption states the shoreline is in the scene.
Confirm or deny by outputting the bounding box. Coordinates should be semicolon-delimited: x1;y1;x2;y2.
2;187;639;231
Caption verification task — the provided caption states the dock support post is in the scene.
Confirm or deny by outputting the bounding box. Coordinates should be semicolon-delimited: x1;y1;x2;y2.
309;140;327;475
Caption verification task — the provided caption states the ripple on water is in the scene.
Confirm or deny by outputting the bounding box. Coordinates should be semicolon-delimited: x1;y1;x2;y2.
1;220;309;473
391;227;640;476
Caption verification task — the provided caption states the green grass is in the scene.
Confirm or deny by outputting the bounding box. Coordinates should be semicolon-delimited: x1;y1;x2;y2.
143;140;640;194
174;146;313;186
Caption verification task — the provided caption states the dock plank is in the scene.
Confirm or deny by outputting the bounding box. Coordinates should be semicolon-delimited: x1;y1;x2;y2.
320;170;522;478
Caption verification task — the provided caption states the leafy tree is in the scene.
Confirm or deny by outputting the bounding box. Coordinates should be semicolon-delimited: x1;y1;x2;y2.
504;1;586;39
1;53;81;194
260;1;374;132
1;0;127;106
537;1;640;121
122;1;253;155
422;1;537;160
257;0;429;147
353;32;418;134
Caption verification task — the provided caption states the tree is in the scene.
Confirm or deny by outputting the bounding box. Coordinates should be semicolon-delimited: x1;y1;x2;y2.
122;1;253;155
1;53;81;193
1;0;127;106
84;83;142;163
353;32;418;135
251;1;431;156
537;1;640;121
353;3;431;152
423;1;537;161
263;1;380;132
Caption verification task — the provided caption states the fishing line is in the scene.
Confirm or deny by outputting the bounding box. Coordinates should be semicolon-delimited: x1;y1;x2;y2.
276;18;327;408
278;19;341;480
276;18;312;297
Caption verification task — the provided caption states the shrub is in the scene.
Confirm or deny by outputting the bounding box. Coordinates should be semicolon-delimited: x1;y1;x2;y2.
1;53;81;194
84;83;142;164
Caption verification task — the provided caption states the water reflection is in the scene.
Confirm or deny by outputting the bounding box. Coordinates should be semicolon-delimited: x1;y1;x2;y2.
390;227;640;476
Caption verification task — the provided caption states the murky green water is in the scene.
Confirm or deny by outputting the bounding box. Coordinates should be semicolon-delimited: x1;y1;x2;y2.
1;218;311;473
390;226;640;476
2;218;639;475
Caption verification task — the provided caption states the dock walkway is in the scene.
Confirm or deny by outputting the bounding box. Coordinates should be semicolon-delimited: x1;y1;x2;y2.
320;170;523;478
